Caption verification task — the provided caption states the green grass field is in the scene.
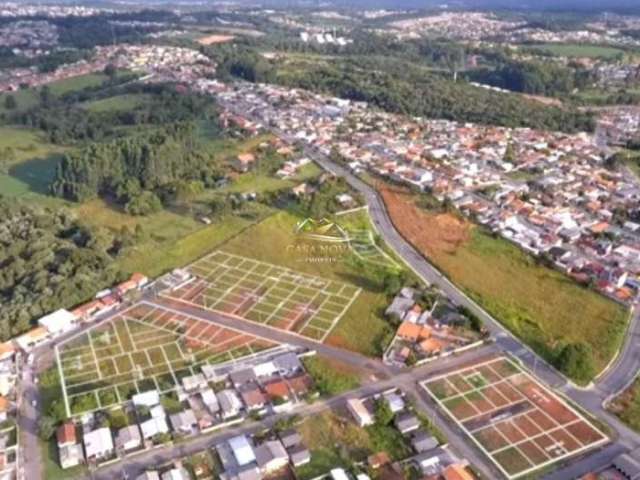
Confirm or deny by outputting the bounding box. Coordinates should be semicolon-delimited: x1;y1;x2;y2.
610;377;640;432
220;162;322;195
219;210;397;355
0;126;69;200
296;411;374;480
529;43;626;59
381;187;629;383
0;72;117;114
81;93;152;113
438;229;628;377
76;198;274;278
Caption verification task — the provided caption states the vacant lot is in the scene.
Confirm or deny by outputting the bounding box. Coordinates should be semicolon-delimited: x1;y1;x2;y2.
296;410;374;480
423;356;608;479
82;93;152;113
609;378;640;432
197;34;235;45
380;185;628;379
218;210;398;356
56;303;276;416
528;43;626;59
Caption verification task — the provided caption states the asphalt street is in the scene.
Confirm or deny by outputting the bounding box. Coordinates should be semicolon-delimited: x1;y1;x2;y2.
20;122;640;479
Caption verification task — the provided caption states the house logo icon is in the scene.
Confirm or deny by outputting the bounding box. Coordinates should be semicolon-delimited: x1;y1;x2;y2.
294;218;348;243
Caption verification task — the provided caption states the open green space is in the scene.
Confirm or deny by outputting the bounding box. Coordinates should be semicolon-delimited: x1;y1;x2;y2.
0;72;119;114
296;411;374;480
81;93;153;113
302;356;361;396
436;229;628;381
219;210;399;355
381;187;629;383
527;43;626;59
0;126;69;199
609;377;640;432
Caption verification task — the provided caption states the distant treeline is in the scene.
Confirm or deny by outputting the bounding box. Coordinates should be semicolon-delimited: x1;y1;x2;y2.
8;82;218;144
210;45;595;133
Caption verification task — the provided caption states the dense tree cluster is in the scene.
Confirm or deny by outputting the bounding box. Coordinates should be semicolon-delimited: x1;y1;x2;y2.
253;56;595;133
10;83;216;144
51;122;221;205
466;59;593;96
0;199;125;340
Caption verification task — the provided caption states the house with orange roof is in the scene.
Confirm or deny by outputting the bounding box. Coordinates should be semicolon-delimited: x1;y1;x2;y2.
233;153;256;172
442;463;475;480
0;342;15;362
419;337;446;355
0;396;12;422
396;322;431;343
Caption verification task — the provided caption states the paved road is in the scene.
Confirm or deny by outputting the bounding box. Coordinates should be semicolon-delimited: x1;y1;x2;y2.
303;150;640;471
151;297;396;379
18;365;41;480
93;345;504;480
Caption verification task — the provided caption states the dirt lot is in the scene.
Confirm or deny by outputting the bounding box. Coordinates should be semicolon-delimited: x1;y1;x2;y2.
379;185;470;255
197;34;236;45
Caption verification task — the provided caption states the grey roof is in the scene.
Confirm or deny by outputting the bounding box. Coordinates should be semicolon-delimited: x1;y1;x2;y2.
272;352;302;373
385;296;414;318
613;448;640;480
230;368;257;386
254;440;288;469
279;429;302;448
116;425;142;449
169;409;198;431
411;430;438;453
394;412;420;433
289;445;311;466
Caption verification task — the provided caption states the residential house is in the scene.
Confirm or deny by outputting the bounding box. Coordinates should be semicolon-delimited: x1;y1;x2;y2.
83;427;114;462
137;471;160;480
411;431;438;453
218;389;243;419
200;389;220;415
140;417;169;440
240;385;267;411
233;153;256;172
60;443;84;469
255;440;289;474
279;429;302;449
347;398;374;427
394;412;420;434
229;369;257;388
116;425;142;453
286;373;313;398
383;392;405;414
161;468;191;480
264;380;292;408
182;374;208;393
14;327;49;352
132;390;160;408
272;353;302;375
288;445;311;467
38;309;78;336
229;435;256;467
56;422;76;448
169;409;198;435
442;464;475;480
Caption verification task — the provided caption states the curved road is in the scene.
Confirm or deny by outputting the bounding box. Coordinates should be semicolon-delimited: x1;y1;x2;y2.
308;152;640;467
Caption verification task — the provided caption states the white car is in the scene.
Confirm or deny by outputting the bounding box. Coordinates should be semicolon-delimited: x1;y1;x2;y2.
31;400;37;408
